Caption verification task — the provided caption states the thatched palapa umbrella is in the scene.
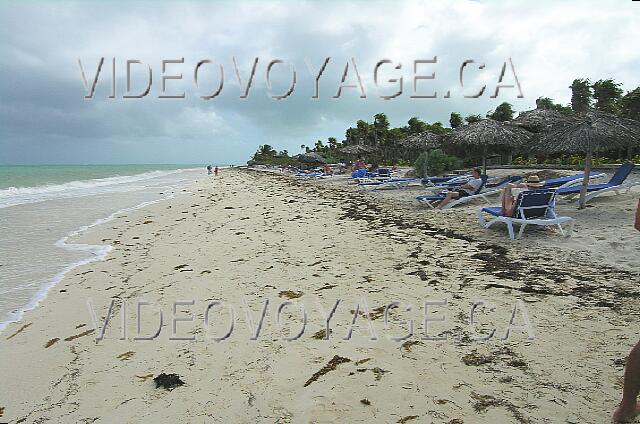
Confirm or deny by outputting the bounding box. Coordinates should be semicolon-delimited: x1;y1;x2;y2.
297;151;327;165
338;144;375;156
537;111;640;208
400;132;442;150
512;108;570;133
449;119;534;173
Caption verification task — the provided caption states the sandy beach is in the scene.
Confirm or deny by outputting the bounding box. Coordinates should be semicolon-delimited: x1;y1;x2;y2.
0;168;638;423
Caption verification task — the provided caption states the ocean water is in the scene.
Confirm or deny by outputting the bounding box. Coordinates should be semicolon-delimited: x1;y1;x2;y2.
0;164;208;332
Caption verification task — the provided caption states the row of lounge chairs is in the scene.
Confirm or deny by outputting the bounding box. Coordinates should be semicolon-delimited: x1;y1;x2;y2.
478;189;575;240
363;163;635;240
480;163;636;239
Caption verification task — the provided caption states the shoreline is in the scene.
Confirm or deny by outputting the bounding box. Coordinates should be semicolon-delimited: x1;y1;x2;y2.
0;168;638;423
0;193;184;334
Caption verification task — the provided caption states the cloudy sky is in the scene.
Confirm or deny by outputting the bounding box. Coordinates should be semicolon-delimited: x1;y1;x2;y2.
1;0;639;165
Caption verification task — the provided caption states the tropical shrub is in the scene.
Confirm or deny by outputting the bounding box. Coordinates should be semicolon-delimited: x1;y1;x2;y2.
414;149;462;178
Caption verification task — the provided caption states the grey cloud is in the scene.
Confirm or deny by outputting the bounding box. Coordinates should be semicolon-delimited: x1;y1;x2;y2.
1;0;638;164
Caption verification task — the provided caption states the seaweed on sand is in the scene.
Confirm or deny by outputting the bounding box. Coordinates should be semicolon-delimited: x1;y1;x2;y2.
279;290;304;299
461;351;493;366
397;416;419;423
303;355;351;387
153;373;185;390
311;328;332;340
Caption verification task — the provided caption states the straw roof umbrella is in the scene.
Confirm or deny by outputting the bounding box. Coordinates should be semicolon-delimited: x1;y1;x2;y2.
512;108;571;133
449;119;535;173
338;144;375;156
297;151;327;165
537;111;640;208
400;132;442;150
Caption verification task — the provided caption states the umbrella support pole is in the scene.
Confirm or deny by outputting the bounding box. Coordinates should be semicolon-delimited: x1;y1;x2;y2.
578;150;592;209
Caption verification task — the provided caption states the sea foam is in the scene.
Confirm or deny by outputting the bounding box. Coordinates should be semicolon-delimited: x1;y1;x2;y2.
0;168;193;209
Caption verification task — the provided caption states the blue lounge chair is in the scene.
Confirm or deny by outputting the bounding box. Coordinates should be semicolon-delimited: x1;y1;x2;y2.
485;175;523;189
295;172;326;177
377;168;391;179
541;173;605;188
555;163;636;203
421;174;469;185
351;169;368;179
358;177;420;188
421;174;471;187
478;189;575;240
416;175;489;209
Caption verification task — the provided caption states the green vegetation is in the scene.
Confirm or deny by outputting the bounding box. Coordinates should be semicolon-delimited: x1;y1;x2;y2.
592;79;623;114
248;76;640;168
449;112;463;129
570;78;592;112
250;144;296;166
414;150;463;178
487;102;515;122
535;97;572;114
464;114;483;124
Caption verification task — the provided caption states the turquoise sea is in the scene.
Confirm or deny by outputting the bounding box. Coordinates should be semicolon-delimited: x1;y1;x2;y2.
0;164;212;333
0;164;200;190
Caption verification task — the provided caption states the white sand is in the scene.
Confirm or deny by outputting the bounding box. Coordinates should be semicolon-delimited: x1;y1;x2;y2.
0;168;638;423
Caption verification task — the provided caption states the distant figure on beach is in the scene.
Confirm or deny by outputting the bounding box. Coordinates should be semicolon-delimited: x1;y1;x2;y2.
613;199;640;423
500;175;545;216
214;166;219;176
355;158;366;170
436;168;483;210
207;165;213;175
323;164;332;175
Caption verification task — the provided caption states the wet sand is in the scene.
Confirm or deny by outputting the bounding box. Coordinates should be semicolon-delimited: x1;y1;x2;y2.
0;168;638;423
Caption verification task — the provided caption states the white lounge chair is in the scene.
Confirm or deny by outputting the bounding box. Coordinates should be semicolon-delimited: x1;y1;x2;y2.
478;189;575;240
555;163;637;204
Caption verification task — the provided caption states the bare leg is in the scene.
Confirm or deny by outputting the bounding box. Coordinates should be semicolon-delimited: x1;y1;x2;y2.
613;340;640;422
501;185;518;216
436;192;460;209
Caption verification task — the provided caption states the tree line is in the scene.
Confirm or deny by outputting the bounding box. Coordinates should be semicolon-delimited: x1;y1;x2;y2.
251;78;640;165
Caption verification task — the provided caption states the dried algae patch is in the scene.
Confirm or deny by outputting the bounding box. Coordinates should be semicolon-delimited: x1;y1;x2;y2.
398;416;419;423
64;329;95;342
303;355;351;387
401;340;422;352
311;328;332;339
153;373;185;390
462;351;493;366
44;338;60;348
117;351;135;361
6;322;32;340
279;290;304;299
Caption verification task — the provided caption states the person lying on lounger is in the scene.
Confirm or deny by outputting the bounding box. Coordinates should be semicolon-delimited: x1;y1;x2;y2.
500;175;545;216
436;168;483;210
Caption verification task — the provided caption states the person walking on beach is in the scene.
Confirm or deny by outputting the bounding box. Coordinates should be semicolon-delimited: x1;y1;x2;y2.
435;168;483;210
612;199;640;423
207;165;213;175
214;166;219;176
